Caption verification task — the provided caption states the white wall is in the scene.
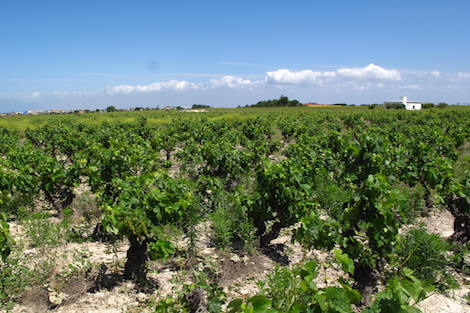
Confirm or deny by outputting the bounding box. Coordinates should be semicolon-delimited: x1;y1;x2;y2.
405;102;422;110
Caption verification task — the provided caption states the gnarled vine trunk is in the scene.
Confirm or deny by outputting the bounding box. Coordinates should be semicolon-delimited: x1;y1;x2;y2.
447;195;470;243
123;236;149;284
451;213;470;242
186;286;208;313
43;188;75;217
354;264;379;306
259;221;283;247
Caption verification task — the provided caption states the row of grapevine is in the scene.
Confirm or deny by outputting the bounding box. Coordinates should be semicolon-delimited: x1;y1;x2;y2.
0;108;468;311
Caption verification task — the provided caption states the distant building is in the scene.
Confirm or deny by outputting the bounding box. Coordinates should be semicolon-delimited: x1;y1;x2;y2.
26;110;45;115
46;109;72;114
385;96;422;110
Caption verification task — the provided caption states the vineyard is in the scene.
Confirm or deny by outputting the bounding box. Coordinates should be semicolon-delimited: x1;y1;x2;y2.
0;107;469;312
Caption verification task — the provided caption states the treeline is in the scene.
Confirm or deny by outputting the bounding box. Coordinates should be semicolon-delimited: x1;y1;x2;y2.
422;102;449;109
247;95;302;107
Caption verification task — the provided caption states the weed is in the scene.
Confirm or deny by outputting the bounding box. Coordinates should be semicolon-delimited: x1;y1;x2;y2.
209;191;256;253
258;265;307;311
397;225;457;291
153;297;188;313
210;205;233;249
24;216;65;248
449;242;470;276
0;258;30;310
190;270;226;313
0;245;54;310
399;184;425;222
465;293;470;305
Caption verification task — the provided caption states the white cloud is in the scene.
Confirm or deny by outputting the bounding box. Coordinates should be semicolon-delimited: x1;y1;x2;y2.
50;90;87;98
443;84;459;90
266;64;401;86
457;72;470;79
399;69;443;79
339;81;387;91
429;70;442;78
106;80;199;95
207;75;257;88
103;75;259;95
266;69;336;85
23;64;470;108
337;64;401;81
399;84;421;90
31;65;404;99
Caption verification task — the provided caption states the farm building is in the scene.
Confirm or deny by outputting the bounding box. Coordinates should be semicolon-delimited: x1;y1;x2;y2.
385;96;422;110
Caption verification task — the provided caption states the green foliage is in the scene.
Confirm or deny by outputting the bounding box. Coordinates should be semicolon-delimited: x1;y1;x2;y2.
20;209;89;248
1;136;80;216
101;171;195;280
210;205;234;249
397;185;425;222
148;239;175;261
296;261;361;313
228;295;276;313
249;95;301;108
192;104;211;109
254;261;361;313
311;172;352;220
24;215;65;247
0;214;11;261
363;269;431;313
153;297;188;312
101;171;193;242
0;143;40;216
192;270;227;313
0;256;33;310
234;262;428;313
257;265;307;311
0;105;468;310
0;236;54;311
209;190;256;252
259;259;360;312
385;102;405;109
396;226;456;291
334;249;355;275
233;261;361;313
253;158;320;243
437;102;449;108
295;174;408;273
152;270;226;313
450;243;470;276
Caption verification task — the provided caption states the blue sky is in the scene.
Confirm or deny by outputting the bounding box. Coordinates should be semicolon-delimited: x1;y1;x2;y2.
1;0;470;112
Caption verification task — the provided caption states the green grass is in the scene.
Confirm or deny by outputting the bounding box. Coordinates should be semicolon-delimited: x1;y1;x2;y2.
1;106;469;133
0;106;370;131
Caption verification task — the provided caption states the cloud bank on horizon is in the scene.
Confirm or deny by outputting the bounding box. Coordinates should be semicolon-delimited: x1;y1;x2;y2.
3;64;470;111
88;64;404;96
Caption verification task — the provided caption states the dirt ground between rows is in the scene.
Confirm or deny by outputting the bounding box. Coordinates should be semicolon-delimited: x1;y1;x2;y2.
6;207;470;313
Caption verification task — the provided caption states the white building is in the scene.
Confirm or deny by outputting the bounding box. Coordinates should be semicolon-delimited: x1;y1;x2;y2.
385;96;422;110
